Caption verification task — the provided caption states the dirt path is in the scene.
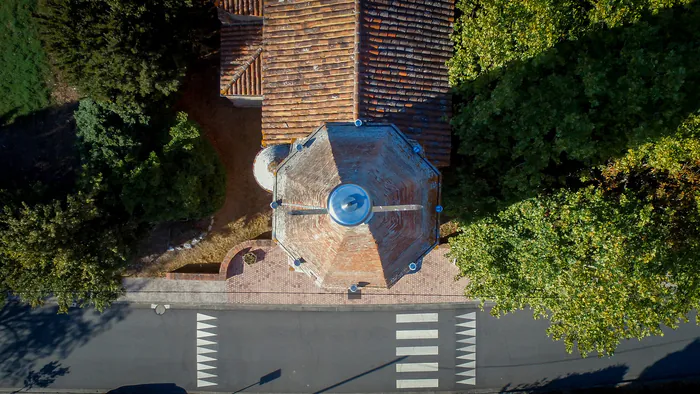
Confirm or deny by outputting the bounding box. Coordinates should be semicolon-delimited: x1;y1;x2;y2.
174;58;270;229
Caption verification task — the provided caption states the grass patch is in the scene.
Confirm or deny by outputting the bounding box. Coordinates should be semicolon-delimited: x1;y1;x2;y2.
128;213;271;277
0;0;51;124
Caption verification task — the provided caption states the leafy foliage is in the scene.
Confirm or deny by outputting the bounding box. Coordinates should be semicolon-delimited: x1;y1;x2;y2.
74;100;225;223
0;0;50;124
447;4;700;221
120;113;226;222
449;0;694;84
0;186;136;312
38;0;215;122
449;123;700;355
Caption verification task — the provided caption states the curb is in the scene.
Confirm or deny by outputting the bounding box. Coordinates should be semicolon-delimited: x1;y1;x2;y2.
113;300;491;312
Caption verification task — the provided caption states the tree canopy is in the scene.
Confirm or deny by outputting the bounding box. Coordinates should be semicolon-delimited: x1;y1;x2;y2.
0;186;136;312
447;0;700;356
38;0;215;121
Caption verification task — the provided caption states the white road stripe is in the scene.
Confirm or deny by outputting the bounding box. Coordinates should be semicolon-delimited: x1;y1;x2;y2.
458;345;476;353
197;355;216;363
396;362;439;373
197;313;216;322
396;379;439;389
197;330;216;338
457;320;476;328
197;338;216;346
396;346;439;356
196;363;216;371
458;369;476;377
197;322;216;330
457;329;476;336
458;377;476;385
457;312;476;320
396;313;438;323
396;329;439;340
197;371;217;379
458;337;476;344
458;353;476;360
197;347;216;354
197;380;216;387
457;361;476;369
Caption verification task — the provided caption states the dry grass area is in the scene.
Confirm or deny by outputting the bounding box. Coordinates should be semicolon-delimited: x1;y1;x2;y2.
130;213;270;277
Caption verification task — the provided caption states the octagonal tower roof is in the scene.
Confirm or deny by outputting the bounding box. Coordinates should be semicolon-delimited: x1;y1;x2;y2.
272;122;441;288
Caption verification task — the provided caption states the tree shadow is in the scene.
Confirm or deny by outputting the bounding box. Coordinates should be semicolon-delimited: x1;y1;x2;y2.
21;361;70;390
0;302;130;386
0;102;79;201
499;338;700;393
636;338;700;383
500;365;629;393
446;3;700;223
106;383;187;394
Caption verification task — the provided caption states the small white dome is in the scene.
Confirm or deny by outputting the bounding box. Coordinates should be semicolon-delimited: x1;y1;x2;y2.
253;144;290;192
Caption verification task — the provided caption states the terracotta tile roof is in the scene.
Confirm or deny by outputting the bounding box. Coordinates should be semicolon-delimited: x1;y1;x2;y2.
261;0;358;144
220;22;264;97
272;123;440;288
216;0;263;16
259;0;453;166
357;0;453;167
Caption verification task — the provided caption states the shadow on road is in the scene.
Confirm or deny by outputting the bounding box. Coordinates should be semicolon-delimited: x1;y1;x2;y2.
232;369;282;393
0;302;130;387
21;361;70;390
500;339;700;392
107;383;186;394
312;356;408;394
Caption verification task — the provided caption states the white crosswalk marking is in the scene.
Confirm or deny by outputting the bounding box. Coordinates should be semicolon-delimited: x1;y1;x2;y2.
395;312;440;390
396;329;438;340
396;379;439;389
396;363;439;372
197;313;216;321
197;322;216;330
456;310;477;386
396;313;439;323
196;312;218;387
396;346;440;356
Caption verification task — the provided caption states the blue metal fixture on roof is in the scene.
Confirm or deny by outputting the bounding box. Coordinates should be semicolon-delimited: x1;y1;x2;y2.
327;184;373;226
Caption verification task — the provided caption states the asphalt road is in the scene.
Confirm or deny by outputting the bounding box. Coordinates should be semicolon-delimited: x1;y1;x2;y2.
0;303;699;393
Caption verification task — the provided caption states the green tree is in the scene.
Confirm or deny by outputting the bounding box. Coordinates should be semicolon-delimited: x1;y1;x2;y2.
449;119;700;356
0;0;51;124
449;0;694;84
120;112;226;222
0;186;136;312
38;0;215;122
74;100;225;223
447;4;700;221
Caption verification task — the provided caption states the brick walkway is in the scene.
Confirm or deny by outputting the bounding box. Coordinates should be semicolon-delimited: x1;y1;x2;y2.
225;242;469;305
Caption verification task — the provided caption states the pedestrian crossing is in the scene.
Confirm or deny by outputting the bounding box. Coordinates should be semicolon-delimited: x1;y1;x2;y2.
456;312;477;385
196;313;218;388
395;313;441;389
